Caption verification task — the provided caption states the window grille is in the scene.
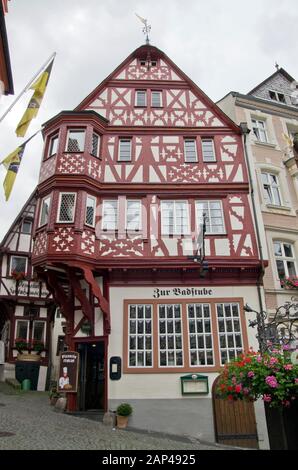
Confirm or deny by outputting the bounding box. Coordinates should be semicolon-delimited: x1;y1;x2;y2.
58;193;76;222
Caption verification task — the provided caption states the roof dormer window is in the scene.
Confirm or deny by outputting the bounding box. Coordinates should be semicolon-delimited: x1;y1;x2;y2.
269;90;286;103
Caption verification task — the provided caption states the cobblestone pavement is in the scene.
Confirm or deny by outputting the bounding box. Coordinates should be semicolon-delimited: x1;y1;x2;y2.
0;389;224;450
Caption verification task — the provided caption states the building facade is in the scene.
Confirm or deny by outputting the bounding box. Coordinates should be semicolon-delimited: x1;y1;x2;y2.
218;67;298;316
0;192;54;389
0;0;13;98
29;44;269;445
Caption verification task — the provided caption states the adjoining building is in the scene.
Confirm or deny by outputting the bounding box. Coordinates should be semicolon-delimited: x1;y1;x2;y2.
218;66;298;321
0;0;14;98
0;191;54;389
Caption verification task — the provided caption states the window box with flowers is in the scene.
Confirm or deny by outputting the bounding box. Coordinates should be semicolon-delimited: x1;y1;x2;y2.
215;347;298;408
11;270;26;281
14;338;45;361
281;277;298;290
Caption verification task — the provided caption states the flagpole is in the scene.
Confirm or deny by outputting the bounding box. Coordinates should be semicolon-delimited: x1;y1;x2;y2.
0;51;56;124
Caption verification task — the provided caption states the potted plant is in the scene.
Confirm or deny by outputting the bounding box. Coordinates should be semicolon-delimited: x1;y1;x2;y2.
49;386;61;406
15;338;29;354
11;270;26;281
31;339;44;354
116;403;133;429
281;277;298;289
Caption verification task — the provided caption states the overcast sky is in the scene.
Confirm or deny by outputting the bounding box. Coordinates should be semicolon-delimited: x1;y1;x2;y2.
0;0;297;240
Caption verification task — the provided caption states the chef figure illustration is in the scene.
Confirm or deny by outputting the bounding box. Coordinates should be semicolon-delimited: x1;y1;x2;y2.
59;366;70;389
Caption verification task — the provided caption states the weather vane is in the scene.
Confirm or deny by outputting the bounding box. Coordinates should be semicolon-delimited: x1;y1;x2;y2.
135;13;151;44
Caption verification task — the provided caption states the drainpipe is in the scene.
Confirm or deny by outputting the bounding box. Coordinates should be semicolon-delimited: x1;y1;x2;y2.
239;122;265;315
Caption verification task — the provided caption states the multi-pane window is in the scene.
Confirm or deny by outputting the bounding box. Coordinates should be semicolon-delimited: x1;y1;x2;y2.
16;320;29;340
136;90;146;107
196;200;225;234
57;193;76;223
102;200;118;230
151;91;162;107
252;119;268;143
274;241;297;281
91;133;100;157
10;256;27;275
66;130;85;152
128;304;153;367
184;139;197;163
119;139;132;161
188;304;214;366
217;303;243;365
33;321;45;342
161;201;189;235
85;195;96;227
22;220;32;234
48;134;59;157
126;200;141;231
159;304;183;367
269;90;286;103
202;138;216;162
261;172;282;206
39;196;51;227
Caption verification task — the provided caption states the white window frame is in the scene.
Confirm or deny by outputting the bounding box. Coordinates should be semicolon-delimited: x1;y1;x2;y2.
128;304;153;368
15;320;30;342
201;138;216;162
39;196;51;227
151;91;162;107
85;195;96;227
196;200;225;234
252;118;268;143
273;241;297;280
187;303;214;367
57;192;77;223
135;90;147;107
216;303;243;366
32;320;46;343
158;304;184;368
161;200;190;235
269;90;286;103
126;200;142;231
118;138;132;162
48;134;59;158
10;256;28;275
21;220;32;234
102;200;118;231
184;139;198;163
65;129;86;152
91;132;100;158
261;172;282;206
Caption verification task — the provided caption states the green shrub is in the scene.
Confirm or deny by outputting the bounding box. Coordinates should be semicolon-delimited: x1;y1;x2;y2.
116;403;133;416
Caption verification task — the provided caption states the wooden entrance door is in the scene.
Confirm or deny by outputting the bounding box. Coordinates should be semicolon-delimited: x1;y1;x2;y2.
213;380;259;448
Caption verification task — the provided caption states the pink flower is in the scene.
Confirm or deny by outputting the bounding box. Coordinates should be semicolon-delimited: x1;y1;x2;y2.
263;394;272;402
284;364;293;371
232;376;237;384
247;371;254;378
269;357;278;366
235;384;242;393
282;400;291;407
282;344;290;351
256;356;262;363
295;378;298;384
243;387;250;395
265;376;278;388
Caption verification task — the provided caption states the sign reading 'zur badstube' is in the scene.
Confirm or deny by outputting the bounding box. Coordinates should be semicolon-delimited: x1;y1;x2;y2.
58;351;79;393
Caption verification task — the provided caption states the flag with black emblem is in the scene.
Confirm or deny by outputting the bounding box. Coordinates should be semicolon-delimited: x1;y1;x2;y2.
15;58;54;137
1;144;26;200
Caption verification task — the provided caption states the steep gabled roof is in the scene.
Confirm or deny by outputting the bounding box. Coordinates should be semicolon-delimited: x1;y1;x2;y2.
0;189;37;248
76;44;241;133
248;67;295;96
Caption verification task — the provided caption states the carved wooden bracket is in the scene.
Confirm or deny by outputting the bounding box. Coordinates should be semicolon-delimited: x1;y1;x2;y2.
82;267;111;334
46;270;72;322
68;268;93;323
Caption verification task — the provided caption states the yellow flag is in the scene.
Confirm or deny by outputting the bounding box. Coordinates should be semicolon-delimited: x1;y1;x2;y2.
15;59;54;138
1;145;25;200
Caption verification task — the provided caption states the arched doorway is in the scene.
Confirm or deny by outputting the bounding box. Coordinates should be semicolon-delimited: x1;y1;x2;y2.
212;377;259;449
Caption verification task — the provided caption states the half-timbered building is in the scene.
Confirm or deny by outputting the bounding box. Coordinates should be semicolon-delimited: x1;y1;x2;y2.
29;43;269;445
0;191;54;389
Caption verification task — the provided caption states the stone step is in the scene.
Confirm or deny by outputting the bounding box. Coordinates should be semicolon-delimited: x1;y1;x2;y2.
5;378;21;389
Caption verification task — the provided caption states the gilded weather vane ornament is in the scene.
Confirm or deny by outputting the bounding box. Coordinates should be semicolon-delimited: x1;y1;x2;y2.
135;13;151;44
